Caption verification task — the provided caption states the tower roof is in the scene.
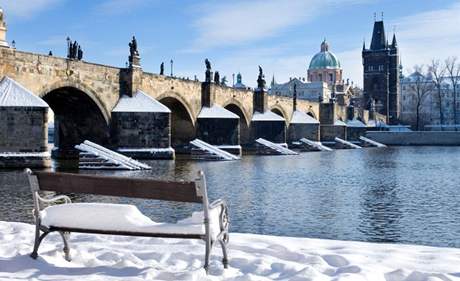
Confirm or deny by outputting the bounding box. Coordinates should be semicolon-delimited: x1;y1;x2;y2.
370;21;387;50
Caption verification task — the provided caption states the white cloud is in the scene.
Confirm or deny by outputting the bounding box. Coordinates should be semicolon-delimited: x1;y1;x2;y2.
188;0;372;52
0;0;62;18
186;1;460;88
390;2;460;72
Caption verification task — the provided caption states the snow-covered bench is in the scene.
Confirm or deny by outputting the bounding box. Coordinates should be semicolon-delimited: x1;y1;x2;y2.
25;169;229;273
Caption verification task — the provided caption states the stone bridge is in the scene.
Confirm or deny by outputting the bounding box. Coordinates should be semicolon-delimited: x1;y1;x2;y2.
0;47;338;156
0;44;366;162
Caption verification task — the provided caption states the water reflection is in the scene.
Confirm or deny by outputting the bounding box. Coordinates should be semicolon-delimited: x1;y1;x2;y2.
1;147;460;248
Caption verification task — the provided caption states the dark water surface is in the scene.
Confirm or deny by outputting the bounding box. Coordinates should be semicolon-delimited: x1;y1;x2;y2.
1;146;460;248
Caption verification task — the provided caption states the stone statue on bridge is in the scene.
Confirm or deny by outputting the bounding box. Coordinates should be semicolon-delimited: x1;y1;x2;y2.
214;71;220;85
160;62;164;75
221;76;228;86
77;46;83;60
205;58;212;83
128;36;140;67
67;39;83;61
129;36;139;57
257;65;266;89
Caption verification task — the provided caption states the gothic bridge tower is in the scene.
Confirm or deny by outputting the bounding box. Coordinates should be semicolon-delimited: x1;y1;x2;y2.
362;18;400;124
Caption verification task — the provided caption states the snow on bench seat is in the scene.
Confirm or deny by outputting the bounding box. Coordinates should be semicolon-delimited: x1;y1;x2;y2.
40;203;222;240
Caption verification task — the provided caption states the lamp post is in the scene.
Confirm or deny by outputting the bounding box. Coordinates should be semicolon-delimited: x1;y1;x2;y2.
170;59;173;77
66;37;70;58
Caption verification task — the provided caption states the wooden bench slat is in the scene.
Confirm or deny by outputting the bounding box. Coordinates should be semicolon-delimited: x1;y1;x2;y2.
35;172;202;203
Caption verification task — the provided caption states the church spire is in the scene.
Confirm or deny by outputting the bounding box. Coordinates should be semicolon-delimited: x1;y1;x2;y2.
362;39;366;51
271;74;276;88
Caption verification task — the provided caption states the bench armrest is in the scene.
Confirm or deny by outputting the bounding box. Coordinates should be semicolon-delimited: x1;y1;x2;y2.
209;199;229;243
38;194;72;205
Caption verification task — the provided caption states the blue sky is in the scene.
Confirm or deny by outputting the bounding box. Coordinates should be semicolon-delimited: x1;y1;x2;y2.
1;0;459;87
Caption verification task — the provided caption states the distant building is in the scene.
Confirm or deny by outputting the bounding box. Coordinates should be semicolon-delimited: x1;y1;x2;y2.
270;40;357;105
308;40;342;86
362;19;400;124
400;71;460;130
233;73;247;89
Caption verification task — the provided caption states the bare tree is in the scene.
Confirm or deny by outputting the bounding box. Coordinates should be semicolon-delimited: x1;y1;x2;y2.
430;59;446;127
445;57;460;126
408;65;434;130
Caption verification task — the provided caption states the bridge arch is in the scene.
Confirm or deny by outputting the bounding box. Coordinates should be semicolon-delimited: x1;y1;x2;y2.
222;99;250;127
38;81;110;124
223;101;250;145
157;92;196;149
270;104;289;122
307;110;317;119
157;91;196;124
41;84;111;158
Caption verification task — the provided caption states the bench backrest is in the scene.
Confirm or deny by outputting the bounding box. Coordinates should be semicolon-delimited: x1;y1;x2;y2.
26;170;206;204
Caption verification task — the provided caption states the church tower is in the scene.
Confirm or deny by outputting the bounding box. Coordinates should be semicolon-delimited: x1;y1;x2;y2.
362;18;400;124
0;7;8;47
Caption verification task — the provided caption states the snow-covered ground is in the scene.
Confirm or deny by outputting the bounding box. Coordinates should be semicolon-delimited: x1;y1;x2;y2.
1;221;459;281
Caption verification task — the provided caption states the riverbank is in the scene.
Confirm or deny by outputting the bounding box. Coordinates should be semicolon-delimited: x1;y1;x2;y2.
1;221;459;280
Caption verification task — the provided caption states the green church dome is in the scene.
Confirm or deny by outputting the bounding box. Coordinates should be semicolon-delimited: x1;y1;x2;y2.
308;40;341;70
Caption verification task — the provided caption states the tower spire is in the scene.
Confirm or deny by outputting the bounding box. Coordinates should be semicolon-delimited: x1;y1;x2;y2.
391;33;397;48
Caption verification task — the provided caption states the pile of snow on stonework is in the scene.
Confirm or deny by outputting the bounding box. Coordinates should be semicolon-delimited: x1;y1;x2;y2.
290;110;319;124
2;221;459;280
0;76;48;107
346;119;367;128
252;111;285;121
198;105;239;119
334;119;347;126
112;90;170;113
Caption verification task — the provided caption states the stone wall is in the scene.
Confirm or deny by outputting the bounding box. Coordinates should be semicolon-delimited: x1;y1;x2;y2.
0;48;121;121
196;118;239;145
347;127;367;141
110;112;171;149
366;131;460;146
320;125;346;141
251;121;286;144
288;124;320;142
0;107;48;152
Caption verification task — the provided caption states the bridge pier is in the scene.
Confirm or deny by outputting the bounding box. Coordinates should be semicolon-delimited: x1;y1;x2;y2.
0;77;50;168
250;88;287;150
196;82;241;156
319;103;347;143
346;106;367;141
111;90;175;159
288;111;320;143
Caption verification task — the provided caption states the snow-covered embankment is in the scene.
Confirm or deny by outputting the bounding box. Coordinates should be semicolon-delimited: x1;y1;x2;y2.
0;221;459;280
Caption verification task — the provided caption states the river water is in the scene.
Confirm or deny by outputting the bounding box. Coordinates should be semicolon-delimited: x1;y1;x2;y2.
1;146;460;248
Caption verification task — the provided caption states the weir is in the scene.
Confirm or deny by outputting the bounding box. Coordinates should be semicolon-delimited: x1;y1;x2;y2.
300;138;333;152
190;139;240;161
359;136;386;147
75;141;151;170
255;138;298;155
334;137;362;149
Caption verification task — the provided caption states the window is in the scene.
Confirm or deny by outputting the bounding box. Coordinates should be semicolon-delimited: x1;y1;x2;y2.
369;65;374;71
319;74;322;81
329;73;333;82
378;65;384;71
